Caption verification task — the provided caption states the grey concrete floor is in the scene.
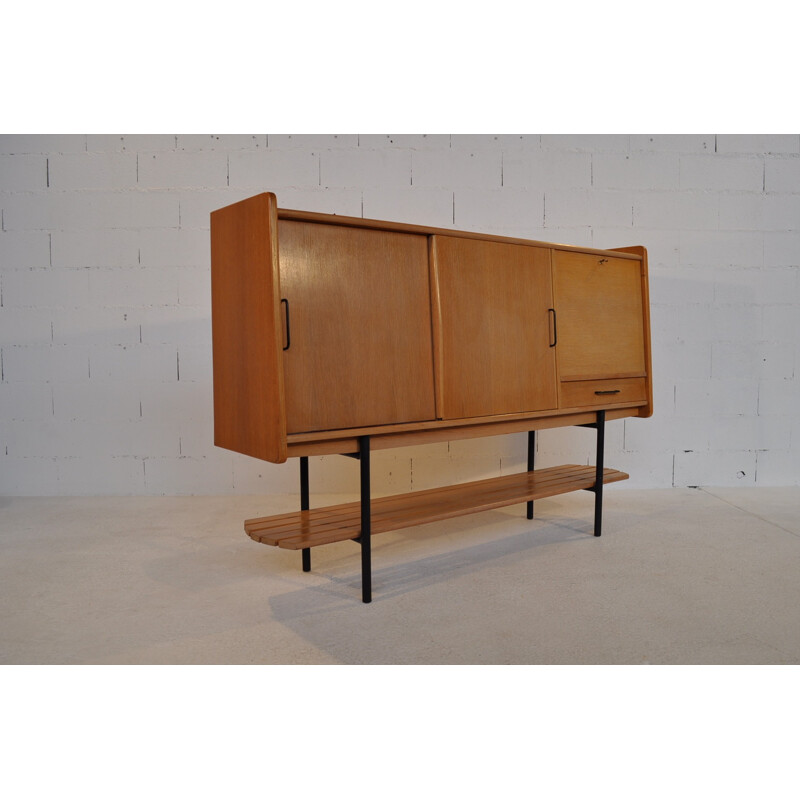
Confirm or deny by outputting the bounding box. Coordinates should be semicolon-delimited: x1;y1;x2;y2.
1;486;799;664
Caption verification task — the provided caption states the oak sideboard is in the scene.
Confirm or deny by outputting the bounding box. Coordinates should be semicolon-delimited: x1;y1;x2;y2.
211;192;653;602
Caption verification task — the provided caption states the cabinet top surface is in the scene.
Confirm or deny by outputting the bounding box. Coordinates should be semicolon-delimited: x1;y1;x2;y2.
219;192;644;261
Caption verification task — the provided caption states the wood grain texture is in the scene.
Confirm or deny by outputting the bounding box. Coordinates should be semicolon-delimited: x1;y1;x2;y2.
244;464;629;549
278;220;436;433
552;250;646;382
611;245;654;417
431;236;558;419
210;192;287;463
559;377;647;408
209;192;653;467
278;206;643;260
283;407;637;457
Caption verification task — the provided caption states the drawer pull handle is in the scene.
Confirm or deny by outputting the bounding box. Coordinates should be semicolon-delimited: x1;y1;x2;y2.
548;308;557;347
595;389;620;395
281;298;291;351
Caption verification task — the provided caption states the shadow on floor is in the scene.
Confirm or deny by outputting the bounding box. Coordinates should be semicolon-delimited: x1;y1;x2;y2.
268;509;590;621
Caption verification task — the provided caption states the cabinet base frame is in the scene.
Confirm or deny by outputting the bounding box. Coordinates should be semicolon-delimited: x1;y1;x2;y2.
246;411;616;604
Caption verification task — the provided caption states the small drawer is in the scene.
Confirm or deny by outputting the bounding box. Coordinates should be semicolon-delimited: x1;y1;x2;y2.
560;377;647;408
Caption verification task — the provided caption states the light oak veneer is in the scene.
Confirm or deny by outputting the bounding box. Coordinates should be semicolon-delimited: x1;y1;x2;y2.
211;193;652;463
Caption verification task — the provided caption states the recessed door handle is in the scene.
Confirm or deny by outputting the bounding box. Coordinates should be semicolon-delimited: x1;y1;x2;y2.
281;298;291;351
548;308;557;347
594;389;620;395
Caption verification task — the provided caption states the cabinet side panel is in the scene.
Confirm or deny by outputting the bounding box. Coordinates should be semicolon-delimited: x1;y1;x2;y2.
611;245;653;417
210;193;287;463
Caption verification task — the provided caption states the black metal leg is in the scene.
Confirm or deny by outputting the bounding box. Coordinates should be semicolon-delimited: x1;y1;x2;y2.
526;430;536;520
300;456;311;572
593;410;605;537
359;435;372;603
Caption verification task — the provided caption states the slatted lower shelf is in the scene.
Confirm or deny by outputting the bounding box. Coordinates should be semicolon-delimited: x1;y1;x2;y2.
244;464;628;550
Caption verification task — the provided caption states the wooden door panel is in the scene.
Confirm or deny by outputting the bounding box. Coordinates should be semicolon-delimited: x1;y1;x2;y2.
279;220;436;433
552;251;646;381
431;236;558;419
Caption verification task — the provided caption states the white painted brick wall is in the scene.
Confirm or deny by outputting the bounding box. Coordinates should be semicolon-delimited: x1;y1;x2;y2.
176;135;266;151
51;230;140;268
48;153;138;190
270;134;358;150
0;135;87;155
765;158;800;192
634;191;719;230
502;150;591;190
1;133;798;496
359;134;451;151
455;188;544;233
321;149;411;189
412;149;502;189
0;155;48;191
541;135;631;152
4;191;181;231
593;153;680;191
362;188;454;228
84;135;176;153
273;188;363;217
138;151;229;189
765;232;800;267
630;135;715;153
229;150;320;189
716;135;799;155
545;189;633;229
680;155;764;191
0;231;51;267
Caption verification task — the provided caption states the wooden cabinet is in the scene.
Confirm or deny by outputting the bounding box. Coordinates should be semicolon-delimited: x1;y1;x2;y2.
211;193;652;462
430;236;557;419
211;192;653;602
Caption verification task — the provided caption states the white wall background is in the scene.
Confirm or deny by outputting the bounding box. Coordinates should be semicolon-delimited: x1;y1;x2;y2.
0;133;798;496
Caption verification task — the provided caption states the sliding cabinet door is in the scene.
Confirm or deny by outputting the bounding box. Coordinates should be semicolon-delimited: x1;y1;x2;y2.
279;220;436;434
431;236;558;420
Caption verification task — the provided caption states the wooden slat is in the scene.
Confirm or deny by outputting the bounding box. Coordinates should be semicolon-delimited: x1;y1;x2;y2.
244;464;628;550
247;464;587;535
